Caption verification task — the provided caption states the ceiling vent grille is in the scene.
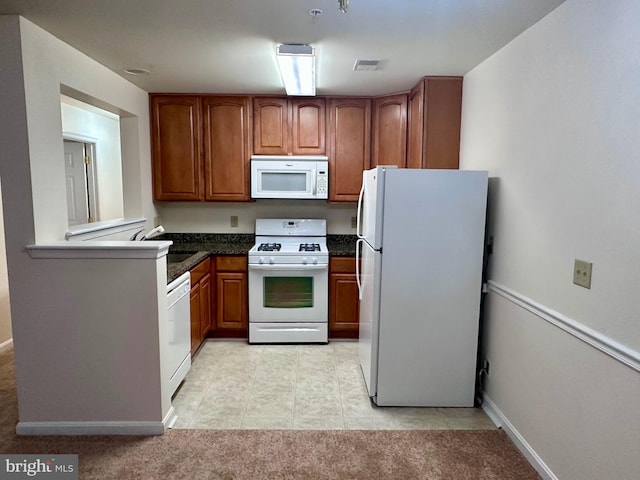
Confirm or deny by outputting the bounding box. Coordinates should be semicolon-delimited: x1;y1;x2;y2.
353;59;380;71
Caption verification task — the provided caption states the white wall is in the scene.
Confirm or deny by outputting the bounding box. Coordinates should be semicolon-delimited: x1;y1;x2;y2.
61;97;125;222
16;254;166;426
0;16;165;430
14;17;155;243
460;0;640;478
157;200;358;234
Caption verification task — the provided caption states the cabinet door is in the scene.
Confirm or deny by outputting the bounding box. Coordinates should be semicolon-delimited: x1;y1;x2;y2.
291;98;326;154
202;96;251;201
150;95;203;201
371;93;408;169
328;98;371;202
407;82;425;169
253;97;289;155
423;77;462;169
199;273;211;340
329;257;360;338
190;283;201;355
216;272;248;330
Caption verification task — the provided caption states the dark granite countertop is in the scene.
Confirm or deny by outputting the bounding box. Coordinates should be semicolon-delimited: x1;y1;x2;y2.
159;233;253;283
161;233;358;283
166;251;211;284
327;234;357;257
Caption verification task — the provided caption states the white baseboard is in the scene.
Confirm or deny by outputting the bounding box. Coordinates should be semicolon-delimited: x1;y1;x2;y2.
16;407;176;436
163;406;177;430
482;394;558;480
0;338;12;352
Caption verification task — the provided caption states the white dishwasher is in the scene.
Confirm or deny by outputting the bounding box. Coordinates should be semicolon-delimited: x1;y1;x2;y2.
167;271;191;397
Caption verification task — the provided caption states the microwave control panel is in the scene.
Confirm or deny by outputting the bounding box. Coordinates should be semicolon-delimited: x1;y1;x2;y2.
316;169;328;196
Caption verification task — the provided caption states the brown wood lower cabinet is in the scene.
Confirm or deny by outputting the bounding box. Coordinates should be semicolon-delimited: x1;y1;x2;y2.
189;257;212;355
329;257;360;339
199;273;211;339
189;283;201;355
213;255;248;337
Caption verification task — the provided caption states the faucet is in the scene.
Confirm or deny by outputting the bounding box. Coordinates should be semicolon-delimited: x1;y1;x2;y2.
140;225;165;241
129;225;165;241
129;228;145;241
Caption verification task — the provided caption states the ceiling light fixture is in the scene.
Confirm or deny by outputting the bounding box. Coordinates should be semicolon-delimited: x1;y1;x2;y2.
338;0;349;13
276;44;316;96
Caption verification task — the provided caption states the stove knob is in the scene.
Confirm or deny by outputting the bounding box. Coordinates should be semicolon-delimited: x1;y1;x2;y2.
302;257;308;265
269;257;275;265
258;257;264;265
312;257;318;265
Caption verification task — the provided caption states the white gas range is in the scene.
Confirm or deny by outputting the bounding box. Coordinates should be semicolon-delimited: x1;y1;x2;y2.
248;219;328;344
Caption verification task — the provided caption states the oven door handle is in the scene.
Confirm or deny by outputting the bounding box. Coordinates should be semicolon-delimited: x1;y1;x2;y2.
248;264;328;271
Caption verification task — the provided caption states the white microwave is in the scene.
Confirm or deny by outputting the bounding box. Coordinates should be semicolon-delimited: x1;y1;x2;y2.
250;155;328;199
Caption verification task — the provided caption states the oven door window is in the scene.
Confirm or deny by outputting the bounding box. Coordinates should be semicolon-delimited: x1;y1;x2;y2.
261;172;308;193
263;276;313;308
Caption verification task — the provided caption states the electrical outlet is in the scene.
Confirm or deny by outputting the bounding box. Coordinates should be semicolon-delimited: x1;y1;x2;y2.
573;259;592;289
351;216;357;229
230;215;238;228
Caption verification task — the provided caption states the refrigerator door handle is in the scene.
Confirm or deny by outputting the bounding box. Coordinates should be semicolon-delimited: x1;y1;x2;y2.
355;239;362;299
356;180;365;239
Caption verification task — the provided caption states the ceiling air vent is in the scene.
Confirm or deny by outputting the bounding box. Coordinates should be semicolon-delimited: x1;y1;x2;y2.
353;59;380;71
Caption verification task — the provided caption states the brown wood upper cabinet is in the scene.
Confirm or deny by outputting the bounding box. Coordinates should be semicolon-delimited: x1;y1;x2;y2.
202;96;251;201
328;98;371;202
151;95;203;201
371;93;408;169
150;94;251;202
253;97;326;155
407;76;463;169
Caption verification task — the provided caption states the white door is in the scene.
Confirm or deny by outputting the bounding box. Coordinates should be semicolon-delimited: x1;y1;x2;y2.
358;240;382;398
357;166;390;250
64;140;89;226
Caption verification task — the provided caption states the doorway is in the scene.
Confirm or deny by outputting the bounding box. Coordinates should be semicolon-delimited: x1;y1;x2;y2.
63;139;97;226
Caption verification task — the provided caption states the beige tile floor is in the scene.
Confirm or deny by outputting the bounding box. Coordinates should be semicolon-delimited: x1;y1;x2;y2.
171;340;496;430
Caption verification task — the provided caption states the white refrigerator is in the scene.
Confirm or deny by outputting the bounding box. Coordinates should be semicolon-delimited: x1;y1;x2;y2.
356;167;488;406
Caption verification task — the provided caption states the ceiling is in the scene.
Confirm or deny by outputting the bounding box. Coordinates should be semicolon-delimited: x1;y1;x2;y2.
0;0;565;96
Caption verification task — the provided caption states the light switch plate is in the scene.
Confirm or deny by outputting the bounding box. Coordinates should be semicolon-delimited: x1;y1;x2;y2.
351;217;357;229
230;215;238;228
573;259;592;289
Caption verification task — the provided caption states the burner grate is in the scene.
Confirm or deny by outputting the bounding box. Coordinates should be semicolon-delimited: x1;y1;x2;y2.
299;243;321;252
258;243;282;252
